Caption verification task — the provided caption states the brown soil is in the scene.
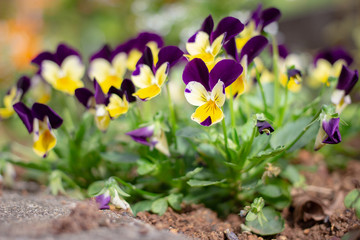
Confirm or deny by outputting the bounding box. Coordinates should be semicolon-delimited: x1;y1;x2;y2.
137;151;360;240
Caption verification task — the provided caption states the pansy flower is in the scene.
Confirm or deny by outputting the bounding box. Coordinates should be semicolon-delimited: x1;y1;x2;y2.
256;120;274;135
224;35;268;97
314;117;341;151
75;79;135;131
27;75;52;104
0;76;30;119
31;44;85;95
235;5;281;50
13;102;63;157
182;58;243;126
126;125;170;156
113;32;164;71
185;15;244;69
131;45;183;101
279;68;302;92
309;47;353;87
331;65;358;113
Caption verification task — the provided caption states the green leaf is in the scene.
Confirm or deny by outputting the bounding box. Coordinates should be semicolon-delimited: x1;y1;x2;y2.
87;180;105;197
151;198;168;216
344;189;360;208
270;117;312;149
137;159;156;175
246;211;257;221
167;193;183;211
281;165;305;187
101;152;139;164
132;200;153;216
176;127;208;140
187;179;226;187
355;199;360;219
244;146;285;172
245;207;285;236
6;159;51;172
249;134;270;158
257;185;282;198
239;118;255;142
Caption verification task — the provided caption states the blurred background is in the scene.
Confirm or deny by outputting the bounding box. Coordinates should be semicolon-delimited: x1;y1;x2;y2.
0;0;359;152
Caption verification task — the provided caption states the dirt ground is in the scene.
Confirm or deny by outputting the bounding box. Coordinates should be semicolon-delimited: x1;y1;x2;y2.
1;151;359;240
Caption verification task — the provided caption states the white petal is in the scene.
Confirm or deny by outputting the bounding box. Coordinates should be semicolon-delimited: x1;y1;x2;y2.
211;80;225;107
42;60;60;85
62;55;85;81
184;81;210;106
89;58;112;83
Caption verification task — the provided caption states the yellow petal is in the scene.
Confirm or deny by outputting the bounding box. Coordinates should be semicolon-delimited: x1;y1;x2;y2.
184;81;210;106
62;56;85;82
211;34;224;57
186;31;210;56
191;100;223;126
147;41;160;66
308;59;332;88
95;105;111;131
155;63;168;87
225;73;246;98
131;64;154;89
33;129;57;157
211;81;225;107
52;75;84;95
112;52;127;79
133;84;161;101
127;49;142;71
106;94;129;118
0;108;14;119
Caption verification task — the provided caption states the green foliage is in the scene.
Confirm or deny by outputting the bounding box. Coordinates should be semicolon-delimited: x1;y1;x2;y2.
344;189;360;218
245;207;285;236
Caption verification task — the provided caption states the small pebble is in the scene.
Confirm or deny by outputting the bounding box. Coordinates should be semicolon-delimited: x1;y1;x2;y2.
303;229;310;234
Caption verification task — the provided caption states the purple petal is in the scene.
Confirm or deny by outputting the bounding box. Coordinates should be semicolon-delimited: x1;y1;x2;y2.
31;103;63;129
55;44;81;65
112;38;137;58
94;80;108;105
322;118;341;144
248;4;262;28
269;44;288;59
223;37;239;62
256;120;274;135
240;35;268;64
260;8;281;30
136;47;154;69
156;46;184;69
287;68;302;79
337;65;359;95
209;59;243;89
95;194;111;210
121;79;136;103
211;17;244;43
182;59;210;91
135;32;164;51
75;88;94;108
13;102;34;133
187;32;198;43
200;15;214;36
90;44;112;62
126;126;155;147
314;47;353;66
200;116;212;126
31;52;55;67
16;76;31;99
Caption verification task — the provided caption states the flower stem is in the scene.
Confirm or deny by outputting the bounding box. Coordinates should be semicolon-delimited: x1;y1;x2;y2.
278;81;289;126
272;36;280;121
222;117;231;161
255;68;268;115
166;83;178;149
229;86;236;129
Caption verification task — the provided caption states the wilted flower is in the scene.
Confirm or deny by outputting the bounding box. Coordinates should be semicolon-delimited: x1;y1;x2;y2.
131;45;183;101
126;124;170;156
95;178;131;211
185;15;244;69
0;76;30;119
13;102;63;157
331;65;358;113
95;193;111;210
309;47;353;88
314;117;341;151
256;120;274;135
31;44;85;95
75;79;135;131
182;58;243;126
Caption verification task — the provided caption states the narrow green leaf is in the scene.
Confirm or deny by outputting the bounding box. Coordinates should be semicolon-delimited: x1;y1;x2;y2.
187;179;226;187
176;127;208;139
101;152;139;164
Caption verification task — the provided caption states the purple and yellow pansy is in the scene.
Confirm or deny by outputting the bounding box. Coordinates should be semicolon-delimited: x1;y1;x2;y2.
182;58;243;126
185;15;244;69
31;44;85;95
309;47;353;88
0;76;30;119
75;79;135;131
131;45;183;101
331;65;358;113
13;102;63;157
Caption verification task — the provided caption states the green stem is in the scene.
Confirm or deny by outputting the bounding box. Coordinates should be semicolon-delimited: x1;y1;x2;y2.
255;68;268;115
278;81;289;126
222;117;231;161
166;83;178;149
272;36;280;121
229;86;236;129
238;126;257;170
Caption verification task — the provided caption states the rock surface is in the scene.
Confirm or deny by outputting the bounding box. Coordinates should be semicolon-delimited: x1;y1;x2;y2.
0;189;189;240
